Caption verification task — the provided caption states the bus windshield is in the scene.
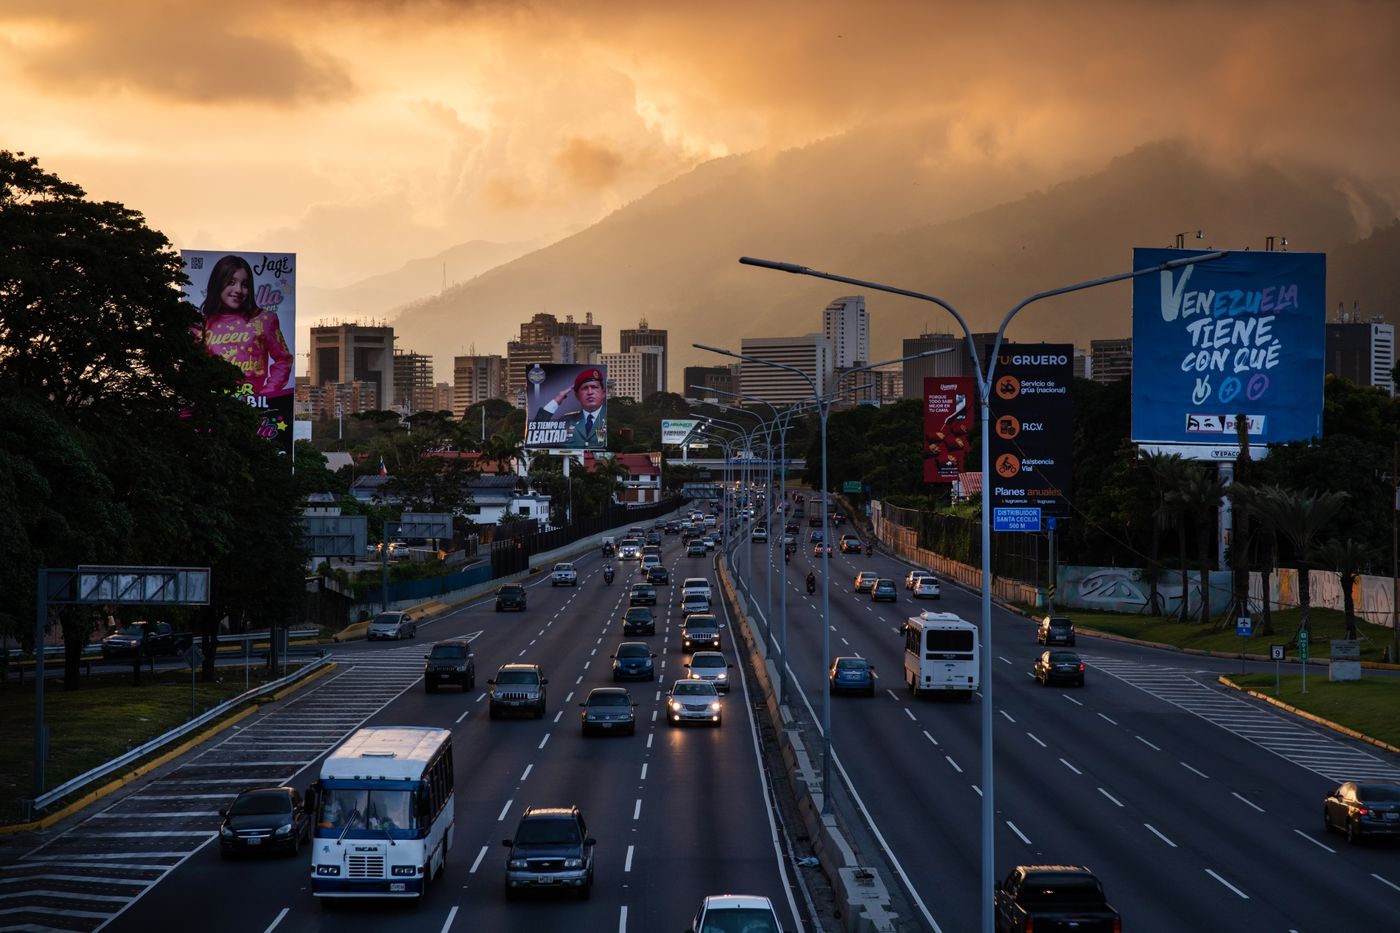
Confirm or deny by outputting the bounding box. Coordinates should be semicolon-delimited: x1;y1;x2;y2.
317;787;418;835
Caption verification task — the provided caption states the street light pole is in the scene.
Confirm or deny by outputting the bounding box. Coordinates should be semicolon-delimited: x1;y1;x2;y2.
738;250;1226;933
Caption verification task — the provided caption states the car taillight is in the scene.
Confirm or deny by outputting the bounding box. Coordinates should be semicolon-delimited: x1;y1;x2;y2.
1112;920;1121;933
1024;919;1034;933
1078;663;1085;672
1356;807;1369;816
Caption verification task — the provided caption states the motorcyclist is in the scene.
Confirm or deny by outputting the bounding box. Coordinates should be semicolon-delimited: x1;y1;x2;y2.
865;542;873;556
805;571;816;594
603;563;614;585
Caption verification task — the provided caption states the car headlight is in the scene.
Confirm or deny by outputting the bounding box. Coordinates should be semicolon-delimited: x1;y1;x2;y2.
455;665;467;672
508;859;528;869
717;673;727;680
274;823;293;836
670;701;683;711
391;865;418;876
563;858;583;869
220;826;235;838
710;702;722;711
315;864;341;876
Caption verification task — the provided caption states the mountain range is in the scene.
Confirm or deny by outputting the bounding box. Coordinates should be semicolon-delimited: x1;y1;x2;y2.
323;129;1400;389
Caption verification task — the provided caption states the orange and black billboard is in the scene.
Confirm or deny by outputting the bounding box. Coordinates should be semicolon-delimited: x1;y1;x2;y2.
989;343;1072;516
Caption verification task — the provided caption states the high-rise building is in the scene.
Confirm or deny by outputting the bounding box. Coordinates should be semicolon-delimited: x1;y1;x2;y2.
901;332;997;400
620;319;669;393
309;323;396;410
506;341;553;405
1326;305;1395;395
392;349;436;415
684;365;738;400
598;350;661;402
1072;347;1092;381
737;335;832;405
452;354;506;418
823;296;869;369
1090;338;1133;385
519;311;603;361
295;380;380;420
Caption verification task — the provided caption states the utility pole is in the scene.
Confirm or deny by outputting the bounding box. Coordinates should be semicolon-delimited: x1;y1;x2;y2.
1392;439;1397;664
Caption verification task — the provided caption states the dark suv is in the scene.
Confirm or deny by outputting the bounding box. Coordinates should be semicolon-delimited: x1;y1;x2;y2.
503;806;595;899
495;584;527;612
1037;616;1076;646
681;614;722;653
488;664;548;719
424;639;475;693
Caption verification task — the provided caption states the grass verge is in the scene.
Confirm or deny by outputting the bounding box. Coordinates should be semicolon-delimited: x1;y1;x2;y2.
1224;672;1400;750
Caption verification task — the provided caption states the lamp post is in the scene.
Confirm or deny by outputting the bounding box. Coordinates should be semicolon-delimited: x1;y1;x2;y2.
694;343;949;817
738;249;1226;933
697;416;756;592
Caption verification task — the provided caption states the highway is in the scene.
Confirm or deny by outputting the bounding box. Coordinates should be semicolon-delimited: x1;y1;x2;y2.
0;527;807;933
735;494;1400;932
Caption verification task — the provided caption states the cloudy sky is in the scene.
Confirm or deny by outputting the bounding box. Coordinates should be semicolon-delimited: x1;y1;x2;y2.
4;0;1398;292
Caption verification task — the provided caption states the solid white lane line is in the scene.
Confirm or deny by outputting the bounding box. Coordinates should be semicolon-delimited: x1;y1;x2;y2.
624;845;635;872
1136;735;1161;751
1180;761;1210;779
1097;712;1117;725
1144;824;1177;847
1293;829;1334;852
923;730;939;747
1204;869;1249;899
904;708;917;721
1098;788;1124;807
497;800;513;822
1006;821;1032;845
945;756;963;774
455;710;470;724
261;908;289;933
1026;733;1047;748
1231;791;1265;812
470;845;488;873
1059;758;1081;775
633;799;642;820
440;905;459;933
539;735;550;750
999;710;1015;722
520;764;533;782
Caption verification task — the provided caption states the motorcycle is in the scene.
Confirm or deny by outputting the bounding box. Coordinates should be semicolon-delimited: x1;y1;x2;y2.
603;565;614;585
865;543;873;556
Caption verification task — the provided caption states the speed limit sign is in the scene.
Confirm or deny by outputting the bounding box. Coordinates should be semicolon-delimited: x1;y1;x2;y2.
1270;644;1285;661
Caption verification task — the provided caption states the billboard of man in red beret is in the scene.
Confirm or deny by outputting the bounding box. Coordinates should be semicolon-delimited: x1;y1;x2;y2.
525;363;608;449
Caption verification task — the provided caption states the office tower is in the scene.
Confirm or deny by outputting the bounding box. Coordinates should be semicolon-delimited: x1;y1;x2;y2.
620;319;669;393
1090;338;1133;385
309;323;396;410
1326;304;1395;395
737;335;832;405
684;365;738;400
823;296;869;369
452;354;506;418
901;332;997;400
392;349;436;415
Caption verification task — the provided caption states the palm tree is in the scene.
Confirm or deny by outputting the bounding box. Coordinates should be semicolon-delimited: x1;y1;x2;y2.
1169;466;1226;623
1317;537;1370;640
480;432;524;475
1139;450;1187;616
1246;485;1350;644
1225;416;1254;626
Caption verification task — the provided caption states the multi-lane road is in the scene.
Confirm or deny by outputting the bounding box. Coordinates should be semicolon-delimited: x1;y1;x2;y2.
0;529;806;933
739;497;1400;932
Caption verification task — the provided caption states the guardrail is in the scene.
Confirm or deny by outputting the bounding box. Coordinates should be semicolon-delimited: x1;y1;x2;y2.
29;651;332;814
10;629;323;661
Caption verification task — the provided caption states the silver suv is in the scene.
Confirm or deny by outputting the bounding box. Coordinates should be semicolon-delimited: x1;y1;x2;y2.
488;663;548;719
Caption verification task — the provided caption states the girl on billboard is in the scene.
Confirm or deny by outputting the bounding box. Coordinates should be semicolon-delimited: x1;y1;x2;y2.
194;254;293;397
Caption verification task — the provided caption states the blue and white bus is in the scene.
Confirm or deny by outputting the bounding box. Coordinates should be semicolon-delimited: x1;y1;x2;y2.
308;726;454;902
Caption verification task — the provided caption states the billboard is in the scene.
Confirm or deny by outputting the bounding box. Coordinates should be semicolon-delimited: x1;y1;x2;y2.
989;343;1073;516
1132;249;1325;457
182;250;296;457
524;363;609;449
661;419;701;446
923;376;973;483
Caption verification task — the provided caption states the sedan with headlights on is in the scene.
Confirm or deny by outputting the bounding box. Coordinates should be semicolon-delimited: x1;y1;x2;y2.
685;651;732;692
666;679;723;727
579;687;637;736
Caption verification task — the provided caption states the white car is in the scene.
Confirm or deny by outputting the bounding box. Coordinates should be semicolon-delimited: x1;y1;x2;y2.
752;527;768;542
551;562;579;586
681;593;711;616
688;894;785;933
682;578;712;601
906;569;933;590
913;576;941;599
367;611;416;640
640;555;662;573
667;679;723;727
685;651;732;692
618;538;642;560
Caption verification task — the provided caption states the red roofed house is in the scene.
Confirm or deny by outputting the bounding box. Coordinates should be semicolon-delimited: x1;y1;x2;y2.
585;451;662;506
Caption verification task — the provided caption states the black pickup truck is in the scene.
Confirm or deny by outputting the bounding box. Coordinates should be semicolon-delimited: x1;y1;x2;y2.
994;865;1121;932
100;621;195;659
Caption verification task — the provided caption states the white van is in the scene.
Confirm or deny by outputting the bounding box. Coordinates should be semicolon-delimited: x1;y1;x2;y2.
901;611;978;700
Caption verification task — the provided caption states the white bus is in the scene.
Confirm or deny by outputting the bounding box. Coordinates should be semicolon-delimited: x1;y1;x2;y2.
902;611;979;700
308;726;454;902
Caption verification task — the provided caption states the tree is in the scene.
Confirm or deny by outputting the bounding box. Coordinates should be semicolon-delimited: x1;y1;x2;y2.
1138;450;1187;616
1244;485;1349;644
1167;466;1225;623
1317;538;1369;640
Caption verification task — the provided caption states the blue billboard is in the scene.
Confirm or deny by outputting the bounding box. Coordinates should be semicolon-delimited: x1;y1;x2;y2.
1131;248;1325;453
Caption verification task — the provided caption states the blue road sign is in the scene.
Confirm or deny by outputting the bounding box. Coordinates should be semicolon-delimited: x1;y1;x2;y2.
993;507;1042;532
1235;616;1253;637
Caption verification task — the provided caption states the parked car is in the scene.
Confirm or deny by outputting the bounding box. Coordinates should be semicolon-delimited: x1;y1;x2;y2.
1034;650;1086;687
1037;616;1076;646
502;805;595;899
495;584;527;612
829;656;876;696
367;610;416;640
623;606;656;636
994;866;1120;933
488;663;548;719
688;894;789;933
912;577;942;600
1323;781;1400;843
629;583;658;606
666;679;723;727
551;562;579;586
423;638;474;692
611;642;657;681
870;579;898;602
854;571;879;593
685;651;732;692
646;564;670;586
580;687;637;736
219;786;311;858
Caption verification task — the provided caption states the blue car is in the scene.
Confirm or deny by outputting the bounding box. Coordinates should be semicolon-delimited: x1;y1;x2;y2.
611;642;656;681
829;656;875;696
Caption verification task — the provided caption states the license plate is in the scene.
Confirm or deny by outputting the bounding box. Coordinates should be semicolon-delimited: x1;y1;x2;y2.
390;882;405;892
1385;812;1398;821
537;875;554;884
246;837;261;845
